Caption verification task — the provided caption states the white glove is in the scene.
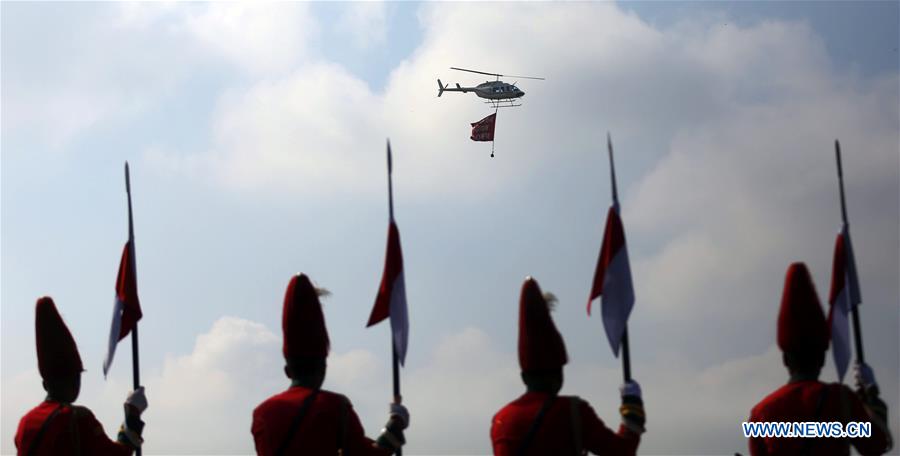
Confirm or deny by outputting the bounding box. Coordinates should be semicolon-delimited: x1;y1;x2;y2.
389;403;409;430
620;380;642;400
854;363;877;391
125;386;148;415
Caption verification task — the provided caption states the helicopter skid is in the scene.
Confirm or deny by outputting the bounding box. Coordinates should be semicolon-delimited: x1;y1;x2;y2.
485;100;522;108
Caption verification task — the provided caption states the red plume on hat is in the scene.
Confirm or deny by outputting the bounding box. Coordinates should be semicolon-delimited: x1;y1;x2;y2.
777;263;829;354
282;274;330;359
35;297;83;380
518;277;568;371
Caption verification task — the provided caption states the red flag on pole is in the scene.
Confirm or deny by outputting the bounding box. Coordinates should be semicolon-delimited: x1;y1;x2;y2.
103;240;143;376
470;113;496;142
367;221;409;365
828;225;859;382
587;204;635;357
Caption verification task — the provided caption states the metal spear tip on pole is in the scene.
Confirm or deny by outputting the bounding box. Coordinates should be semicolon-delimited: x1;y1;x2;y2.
125;161;131;193
387;138;393;173
835;140;844;177
606;132;619;206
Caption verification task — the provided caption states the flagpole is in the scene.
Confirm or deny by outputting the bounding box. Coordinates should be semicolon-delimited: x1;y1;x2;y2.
125;162;142;456
607;133;632;383
834;140;865;364
386;141;403;456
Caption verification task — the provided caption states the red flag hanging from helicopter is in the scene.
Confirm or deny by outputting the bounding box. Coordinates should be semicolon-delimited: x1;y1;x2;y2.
438;67;543;158
470;113;497;142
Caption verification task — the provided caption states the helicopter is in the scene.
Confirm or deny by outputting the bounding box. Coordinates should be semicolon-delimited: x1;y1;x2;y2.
437;67;544;108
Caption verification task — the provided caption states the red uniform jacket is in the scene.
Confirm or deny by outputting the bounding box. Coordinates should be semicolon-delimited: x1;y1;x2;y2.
491;392;640;456
252;387;392;456
15;401;132;456
749;380;890;456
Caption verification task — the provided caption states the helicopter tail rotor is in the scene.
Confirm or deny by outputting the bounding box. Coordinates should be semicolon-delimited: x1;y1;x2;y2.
437;79;445;97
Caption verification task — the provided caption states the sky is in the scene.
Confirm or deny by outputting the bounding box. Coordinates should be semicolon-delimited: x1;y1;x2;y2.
2;1;898;455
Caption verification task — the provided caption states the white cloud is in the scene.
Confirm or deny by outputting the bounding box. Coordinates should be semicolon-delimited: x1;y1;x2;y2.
114;2;180;30
336;2;388;50
623;67;899;360
402;327;521;453
208;63;387;197
328;349;381;392
183;3;318;76
1;2;319;148
1;11;172;147
124;317;283;454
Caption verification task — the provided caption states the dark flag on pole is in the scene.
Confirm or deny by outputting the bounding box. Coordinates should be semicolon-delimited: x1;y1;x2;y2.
470;113;497;142
367;220;410;366
828;227;857;382
103;240;142;376
587;205;635;357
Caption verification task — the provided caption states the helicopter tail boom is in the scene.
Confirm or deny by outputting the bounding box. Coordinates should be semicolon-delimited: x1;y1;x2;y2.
436;79;470;95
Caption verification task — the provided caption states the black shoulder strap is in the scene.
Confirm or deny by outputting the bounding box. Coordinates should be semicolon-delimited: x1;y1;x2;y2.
26;403;65;456
800;385;829;456
838;386;851;424
569;397;583;456
337;395;349;456
276;389;321;456
69;406;82;456
516;395;557;456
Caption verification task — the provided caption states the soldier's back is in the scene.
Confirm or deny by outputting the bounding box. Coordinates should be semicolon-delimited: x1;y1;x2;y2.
252;387;391;456
16;401;131;456
491;392;639;456
749;380;888;456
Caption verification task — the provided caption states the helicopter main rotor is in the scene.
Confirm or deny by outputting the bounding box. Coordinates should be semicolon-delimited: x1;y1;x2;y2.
449;67;545;81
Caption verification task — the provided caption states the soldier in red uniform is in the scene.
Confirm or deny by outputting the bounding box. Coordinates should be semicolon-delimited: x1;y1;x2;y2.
252;273;409;455
15;297;147;456
748;263;892;455
491;277;645;456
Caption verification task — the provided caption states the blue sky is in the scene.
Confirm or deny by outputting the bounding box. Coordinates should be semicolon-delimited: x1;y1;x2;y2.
2;2;898;454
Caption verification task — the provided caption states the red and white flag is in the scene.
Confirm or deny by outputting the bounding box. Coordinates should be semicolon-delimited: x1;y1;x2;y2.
470;113;496;142
587;204;635;356
827;224;860;382
367;221;409;365
103;240;142;376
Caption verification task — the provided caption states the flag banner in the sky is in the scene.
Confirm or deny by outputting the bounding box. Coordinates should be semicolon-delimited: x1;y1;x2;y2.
470;113;496;142
103;240;143;376
367;221;409;365
587;204;635;356
828;224;860;382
